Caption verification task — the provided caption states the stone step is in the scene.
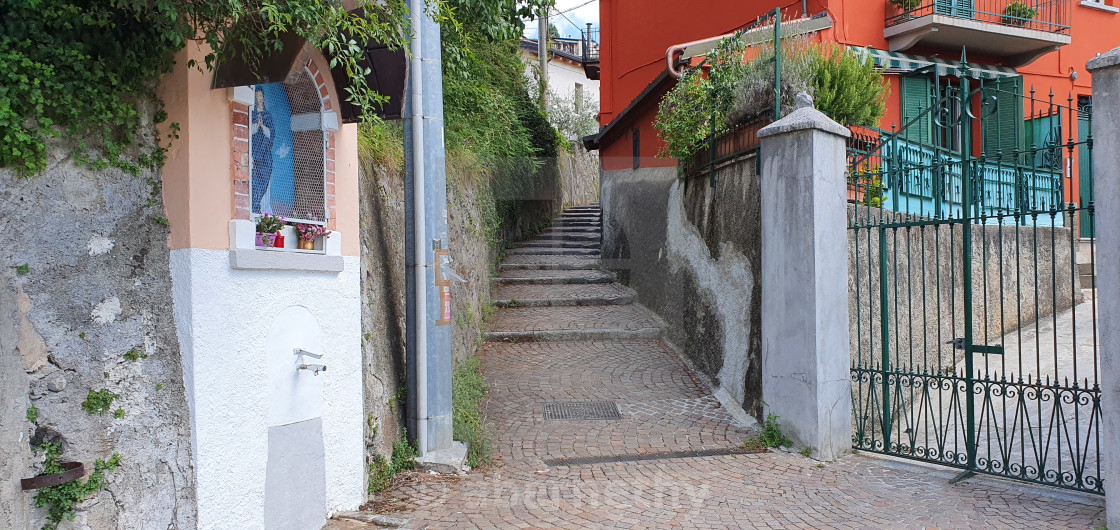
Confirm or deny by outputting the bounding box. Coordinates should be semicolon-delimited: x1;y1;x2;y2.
484;304;663;342
499;261;599;271
550;221;600;228
532;232;600;241
558;214;601;221
1081;274;1096;289
498;255;599;270
493;283;634;307
563;210;601;216
518;240;600;249
540;227;601;234
506;247;600;256
485;328;661;342
1078;262;1094;275
491;269;614;285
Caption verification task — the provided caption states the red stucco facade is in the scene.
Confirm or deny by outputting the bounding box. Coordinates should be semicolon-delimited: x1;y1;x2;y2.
597;0;1119;178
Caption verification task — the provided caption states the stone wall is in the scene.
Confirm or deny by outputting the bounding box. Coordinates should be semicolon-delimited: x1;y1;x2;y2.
601;160;764;420
558;144;600;208
847;208;1081;373
0;161;195;529
601;155;1081;424
358;150;582;465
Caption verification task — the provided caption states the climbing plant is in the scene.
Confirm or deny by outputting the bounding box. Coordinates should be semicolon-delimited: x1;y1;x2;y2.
0;0;412;178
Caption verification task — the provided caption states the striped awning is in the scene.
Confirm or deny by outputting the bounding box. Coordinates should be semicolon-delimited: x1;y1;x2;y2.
848;46;1018;79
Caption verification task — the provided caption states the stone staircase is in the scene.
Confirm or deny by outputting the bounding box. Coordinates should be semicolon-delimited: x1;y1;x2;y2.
486;205;663;342
1078;239;1096;289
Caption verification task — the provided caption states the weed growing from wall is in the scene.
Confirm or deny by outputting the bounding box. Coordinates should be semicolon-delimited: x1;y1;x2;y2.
80;389;117;416
367;429;418;494
33;443;121;530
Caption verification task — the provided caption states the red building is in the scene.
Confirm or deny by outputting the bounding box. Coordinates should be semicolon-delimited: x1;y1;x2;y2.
588;0;1118;236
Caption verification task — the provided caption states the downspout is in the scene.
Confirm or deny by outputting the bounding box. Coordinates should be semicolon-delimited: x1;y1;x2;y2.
408;0;428;456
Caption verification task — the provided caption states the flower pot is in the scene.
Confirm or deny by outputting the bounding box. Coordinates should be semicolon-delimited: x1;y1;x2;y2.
274;233;285;248
257;232;277;247
298;239;316;250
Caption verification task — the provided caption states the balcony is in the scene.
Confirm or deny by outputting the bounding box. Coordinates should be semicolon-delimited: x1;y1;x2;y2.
582;25;600;80
884;0;1071;66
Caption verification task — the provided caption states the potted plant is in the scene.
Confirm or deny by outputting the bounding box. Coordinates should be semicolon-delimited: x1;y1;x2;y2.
255;213;285;248
1002;1;1038;26
889;0;924;15
294;222;328;250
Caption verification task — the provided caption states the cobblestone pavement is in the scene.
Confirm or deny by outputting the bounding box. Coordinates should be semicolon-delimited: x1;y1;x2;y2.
332;206;1105;529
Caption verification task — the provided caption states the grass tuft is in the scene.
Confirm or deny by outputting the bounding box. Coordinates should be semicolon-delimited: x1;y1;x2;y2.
452;356;492;468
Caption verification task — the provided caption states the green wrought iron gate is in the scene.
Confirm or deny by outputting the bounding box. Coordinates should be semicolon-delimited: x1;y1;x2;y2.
847;61;1101;494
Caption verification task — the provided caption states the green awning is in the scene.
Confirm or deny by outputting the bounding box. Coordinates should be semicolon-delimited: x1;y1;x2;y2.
848;46;1019;79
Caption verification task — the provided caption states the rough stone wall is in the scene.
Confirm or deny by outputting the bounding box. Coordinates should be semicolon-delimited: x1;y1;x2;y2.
357;157;506;460
0;161;195;529
847;208;1081;372
558;144;600;208
601;160;764;420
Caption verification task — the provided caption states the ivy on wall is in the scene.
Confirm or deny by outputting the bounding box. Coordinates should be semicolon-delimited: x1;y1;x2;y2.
0;0;411;178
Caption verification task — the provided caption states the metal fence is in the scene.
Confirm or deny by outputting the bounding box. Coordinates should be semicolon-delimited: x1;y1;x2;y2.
847;69;1100;494
884;0;1071;35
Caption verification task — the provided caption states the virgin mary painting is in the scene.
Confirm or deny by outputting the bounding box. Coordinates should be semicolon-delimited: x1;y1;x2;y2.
250;87;274;213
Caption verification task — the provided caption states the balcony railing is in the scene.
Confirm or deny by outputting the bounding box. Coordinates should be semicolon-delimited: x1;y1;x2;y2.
582;26;600;63
847;126;1065;225
885;0;1071;35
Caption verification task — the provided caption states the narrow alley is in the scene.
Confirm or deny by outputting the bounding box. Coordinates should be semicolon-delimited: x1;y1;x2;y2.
333;207;1105;529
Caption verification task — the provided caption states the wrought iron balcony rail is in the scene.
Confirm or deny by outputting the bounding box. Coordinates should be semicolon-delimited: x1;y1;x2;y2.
885;0;1071;35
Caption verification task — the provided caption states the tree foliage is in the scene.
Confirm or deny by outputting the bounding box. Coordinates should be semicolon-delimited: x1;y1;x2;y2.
0;0;410;177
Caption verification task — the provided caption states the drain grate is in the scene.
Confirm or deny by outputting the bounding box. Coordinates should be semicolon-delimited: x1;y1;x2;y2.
544;447;767;467
543;401;622;421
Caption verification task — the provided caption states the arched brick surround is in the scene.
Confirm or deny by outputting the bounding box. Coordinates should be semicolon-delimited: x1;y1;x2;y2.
231;47;338;230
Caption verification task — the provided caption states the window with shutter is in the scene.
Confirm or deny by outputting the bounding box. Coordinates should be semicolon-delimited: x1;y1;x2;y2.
899;75;932;145
981;76;1024;163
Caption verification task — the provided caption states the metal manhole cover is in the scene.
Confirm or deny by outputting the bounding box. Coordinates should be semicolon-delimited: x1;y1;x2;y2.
543;401;622;421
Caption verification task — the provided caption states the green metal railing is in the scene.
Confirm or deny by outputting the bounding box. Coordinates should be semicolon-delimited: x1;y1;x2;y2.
884;0;1071;35
847;60;1100;494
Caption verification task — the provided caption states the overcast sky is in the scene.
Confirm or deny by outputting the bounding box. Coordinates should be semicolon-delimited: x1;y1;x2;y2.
524;0;599;40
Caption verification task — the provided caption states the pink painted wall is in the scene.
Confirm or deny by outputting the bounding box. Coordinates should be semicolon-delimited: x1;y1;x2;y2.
159;43;360;257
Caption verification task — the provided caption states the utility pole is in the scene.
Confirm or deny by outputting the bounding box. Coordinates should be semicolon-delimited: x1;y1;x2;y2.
538;7;549;111
405;0;454;460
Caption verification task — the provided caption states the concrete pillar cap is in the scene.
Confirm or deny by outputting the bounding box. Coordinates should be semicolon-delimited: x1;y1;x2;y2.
758;91;851;139
1087;46;1120;71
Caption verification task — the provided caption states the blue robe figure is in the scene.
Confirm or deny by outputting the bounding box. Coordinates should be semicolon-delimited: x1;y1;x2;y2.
251;88;274;213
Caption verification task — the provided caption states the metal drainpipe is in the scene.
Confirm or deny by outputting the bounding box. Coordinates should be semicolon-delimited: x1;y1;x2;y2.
408;0;428;456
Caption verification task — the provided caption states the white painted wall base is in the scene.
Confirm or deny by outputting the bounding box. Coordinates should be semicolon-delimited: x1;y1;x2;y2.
170;248;363;529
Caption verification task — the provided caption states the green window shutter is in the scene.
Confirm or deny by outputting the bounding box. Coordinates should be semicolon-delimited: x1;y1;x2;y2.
900;75;932;144
981;76;1023;163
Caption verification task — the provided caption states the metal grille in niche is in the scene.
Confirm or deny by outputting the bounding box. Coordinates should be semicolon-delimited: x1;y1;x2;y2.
248;68;327;225
543;401;622;421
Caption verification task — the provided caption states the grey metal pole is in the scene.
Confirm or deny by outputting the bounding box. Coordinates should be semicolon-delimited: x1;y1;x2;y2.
405;0;452;457
539;8;549;111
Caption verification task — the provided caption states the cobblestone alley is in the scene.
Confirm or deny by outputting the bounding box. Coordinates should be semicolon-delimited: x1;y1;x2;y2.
332;206;1105;529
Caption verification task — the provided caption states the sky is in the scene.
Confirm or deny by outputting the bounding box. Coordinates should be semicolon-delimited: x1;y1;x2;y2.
523;0;600;40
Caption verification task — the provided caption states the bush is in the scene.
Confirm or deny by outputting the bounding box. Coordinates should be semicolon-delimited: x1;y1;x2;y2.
657;36;887;161
452;357;492;468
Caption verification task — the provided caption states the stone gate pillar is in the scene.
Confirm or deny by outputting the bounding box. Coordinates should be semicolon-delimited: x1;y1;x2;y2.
758;93;852;460
1088;47;1120;527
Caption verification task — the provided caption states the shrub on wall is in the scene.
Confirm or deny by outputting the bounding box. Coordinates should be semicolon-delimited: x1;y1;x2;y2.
656;35;887;161
0;0;411;178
